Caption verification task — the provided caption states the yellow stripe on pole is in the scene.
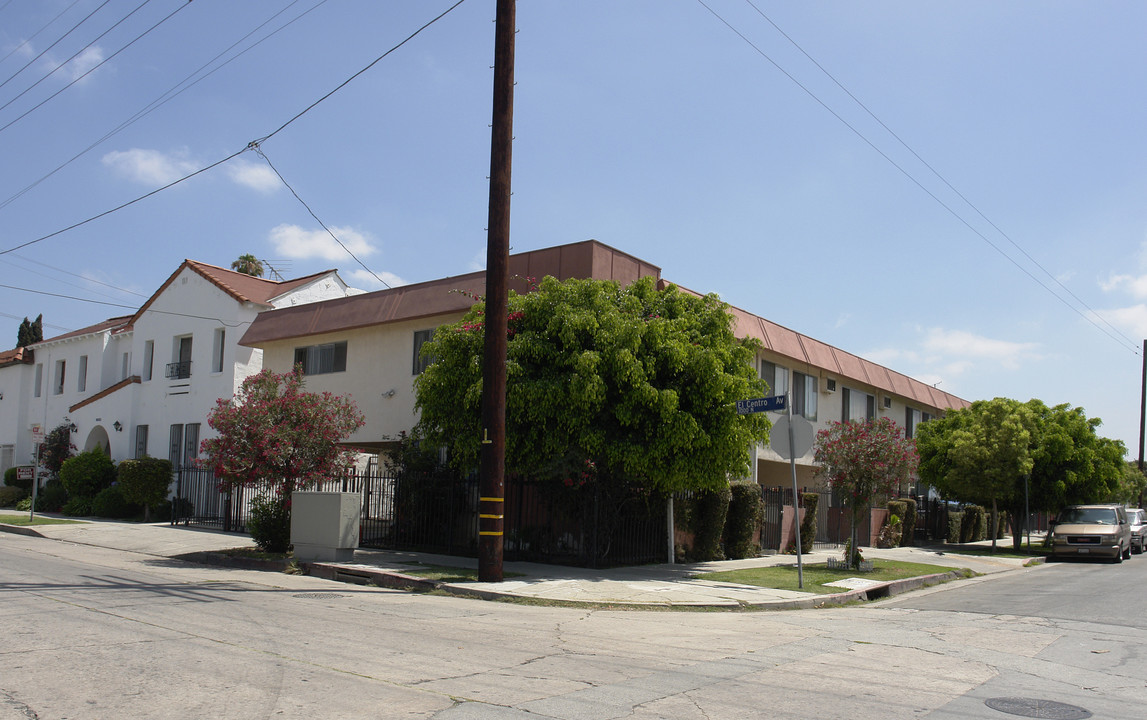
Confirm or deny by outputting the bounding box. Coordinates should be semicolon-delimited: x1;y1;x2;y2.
480;497;504;503
479;514;504;519
478;531;503;536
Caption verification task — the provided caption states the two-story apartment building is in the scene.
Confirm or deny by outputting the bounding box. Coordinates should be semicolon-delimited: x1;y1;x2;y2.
3;260;357;472
238;240;969;489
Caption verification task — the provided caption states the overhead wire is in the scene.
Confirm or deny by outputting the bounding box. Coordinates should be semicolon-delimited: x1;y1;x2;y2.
0;0;330;212
0;0;469;259
252;143;391;289
0;0;193;136
0;0;84;69
0;0;111;93
697;0;1139;356
741;0;1137;353
0;283;256;328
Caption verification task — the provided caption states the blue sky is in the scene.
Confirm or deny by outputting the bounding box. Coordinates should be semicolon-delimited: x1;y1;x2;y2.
1;1;1145;456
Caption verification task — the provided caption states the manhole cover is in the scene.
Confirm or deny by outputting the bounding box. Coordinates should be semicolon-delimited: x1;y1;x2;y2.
985;697;1092;719
292;592;346;600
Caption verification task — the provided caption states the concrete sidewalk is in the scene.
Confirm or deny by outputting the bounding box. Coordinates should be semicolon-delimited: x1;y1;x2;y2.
0;511;1038;609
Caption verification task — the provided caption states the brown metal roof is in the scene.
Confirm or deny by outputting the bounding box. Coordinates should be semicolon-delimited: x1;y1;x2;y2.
240;240;661;346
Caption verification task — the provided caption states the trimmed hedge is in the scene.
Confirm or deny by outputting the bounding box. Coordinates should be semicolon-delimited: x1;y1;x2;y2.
117;457;173;521
724;480;763;559
960;505;986;543
35;478;68;513
91;485;140;519
947;510;962;543
59;449;115;500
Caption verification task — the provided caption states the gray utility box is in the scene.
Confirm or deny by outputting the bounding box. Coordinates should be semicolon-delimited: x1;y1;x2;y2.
290;491;361;562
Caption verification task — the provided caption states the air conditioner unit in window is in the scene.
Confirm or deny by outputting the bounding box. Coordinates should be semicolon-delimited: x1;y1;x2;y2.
823;378;837;394
882;396;893;410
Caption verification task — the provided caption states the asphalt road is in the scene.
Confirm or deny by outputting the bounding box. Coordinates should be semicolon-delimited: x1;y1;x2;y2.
3;534;1145;719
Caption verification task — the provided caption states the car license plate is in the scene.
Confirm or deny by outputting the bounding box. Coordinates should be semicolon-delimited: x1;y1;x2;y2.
1078;548;1089;554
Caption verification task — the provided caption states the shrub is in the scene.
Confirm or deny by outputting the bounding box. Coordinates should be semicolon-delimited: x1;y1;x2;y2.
35;478;68;512
91;485;140;519
800;492;819;554
900;497;917;547
117;457;173;521
876;513;902;548
723;480;762;559
960;505;986;543
59;449;116;500
5;466;32;491
15;497;32;511
248;494;292;553
0;485;28;507
947;510;962;543
691;484;732;561
62;495;93;517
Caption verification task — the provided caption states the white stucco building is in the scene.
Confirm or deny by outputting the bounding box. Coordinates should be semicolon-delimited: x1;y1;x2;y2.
0;260;357;474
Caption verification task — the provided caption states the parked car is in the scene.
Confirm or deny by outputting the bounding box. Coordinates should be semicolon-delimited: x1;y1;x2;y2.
1127;508;1147;554
1048;504;1131;562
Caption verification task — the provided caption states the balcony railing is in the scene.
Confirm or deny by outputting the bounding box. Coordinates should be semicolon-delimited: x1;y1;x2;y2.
165;361;192;380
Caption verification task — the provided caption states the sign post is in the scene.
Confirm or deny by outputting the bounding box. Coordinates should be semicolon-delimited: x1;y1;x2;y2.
769;399;814;589
30;423;44;521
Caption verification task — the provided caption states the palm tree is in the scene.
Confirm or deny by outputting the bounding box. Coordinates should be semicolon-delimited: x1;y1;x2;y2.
231;254;265;278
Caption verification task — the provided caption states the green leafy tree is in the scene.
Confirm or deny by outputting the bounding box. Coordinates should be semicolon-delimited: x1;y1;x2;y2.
231;254;264;278
1109;462;1147;506
117;457;174;522
16;314;42;348
916;398;1034;552
814;417;918;568
917;398;1126;550
413;275;770;494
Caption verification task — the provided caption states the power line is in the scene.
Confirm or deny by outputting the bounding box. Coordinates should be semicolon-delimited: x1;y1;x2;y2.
0;0;469;258
252;144;391;289
697;0;1140;356
0;0;193;137
0;283;255;328
0;0;111;93
0;0;84;69
0;0;330;212
740;0;1137;353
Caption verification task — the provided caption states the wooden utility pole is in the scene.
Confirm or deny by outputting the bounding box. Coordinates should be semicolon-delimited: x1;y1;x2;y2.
478;0;515;583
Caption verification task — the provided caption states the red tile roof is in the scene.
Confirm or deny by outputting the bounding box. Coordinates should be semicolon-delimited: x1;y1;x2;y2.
36;316;133;345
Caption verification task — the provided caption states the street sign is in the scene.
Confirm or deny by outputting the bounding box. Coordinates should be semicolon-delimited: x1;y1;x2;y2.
16;466;32;482
31;423;43;444
736;395;786;415
770;414;814;459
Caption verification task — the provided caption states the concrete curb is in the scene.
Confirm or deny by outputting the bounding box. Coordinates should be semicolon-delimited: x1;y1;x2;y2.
0;522;45;538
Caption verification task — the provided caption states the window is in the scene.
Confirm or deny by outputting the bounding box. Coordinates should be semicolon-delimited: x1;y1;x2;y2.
142;341;153;382
168;424;183;466
212;328;225;373
792;372;817;421
760;360;788;398
842;387;875;422
33;363;42;398
78;355;88;392
183;423;200;464
135;425;149;459
167;336;192;379
53;360;65;395
905;408;922;439
412;329;435;375
293;341;347;375
121;352;129;381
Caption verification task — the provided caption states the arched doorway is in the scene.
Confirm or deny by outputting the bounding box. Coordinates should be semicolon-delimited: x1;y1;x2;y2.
83;426;111;455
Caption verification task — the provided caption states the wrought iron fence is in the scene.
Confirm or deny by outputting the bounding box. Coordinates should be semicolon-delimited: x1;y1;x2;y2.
168;467;667;568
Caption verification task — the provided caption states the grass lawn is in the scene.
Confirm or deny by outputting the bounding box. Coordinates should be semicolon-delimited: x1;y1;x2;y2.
0;512;86;527
696;559;964;595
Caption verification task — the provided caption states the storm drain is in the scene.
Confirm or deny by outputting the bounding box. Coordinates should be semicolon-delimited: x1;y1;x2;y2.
985;697;1092;719
292;592;346;600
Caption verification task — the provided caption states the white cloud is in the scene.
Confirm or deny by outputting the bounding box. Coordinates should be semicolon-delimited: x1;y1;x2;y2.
466;249;486;272
268;224;379;262
102;148;197;185
63;46;104;81
226;160;280;194
920;328;1039;371
1093;305;1147;339
1101;273;1147;300
346;268;406;291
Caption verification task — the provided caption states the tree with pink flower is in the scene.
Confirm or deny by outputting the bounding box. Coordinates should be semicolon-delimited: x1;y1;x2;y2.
813;417;918;568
